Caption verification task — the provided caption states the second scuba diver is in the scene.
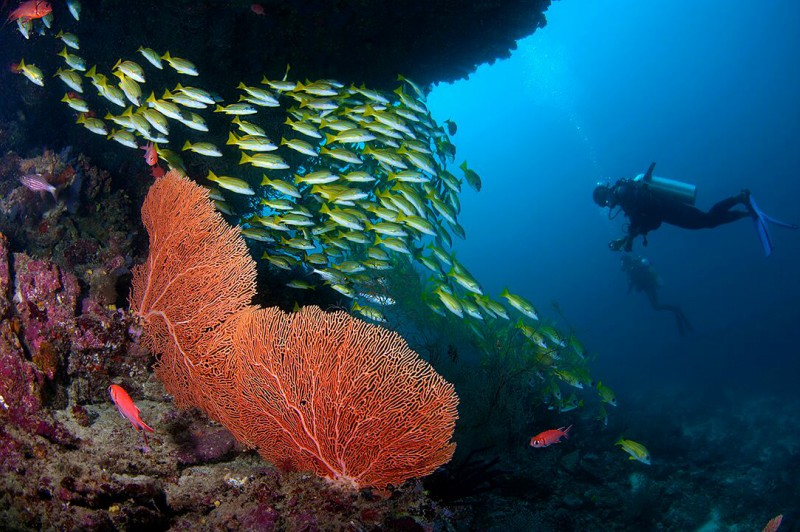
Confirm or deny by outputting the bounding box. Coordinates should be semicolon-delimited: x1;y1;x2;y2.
620;254;693;337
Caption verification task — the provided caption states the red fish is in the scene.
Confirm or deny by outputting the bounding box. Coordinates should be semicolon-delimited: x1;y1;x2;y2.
250;3;265;16
530;425;572;448
150;164;166;179
762;514;783;532
108;384;154;444
7;0;52;23
140;141;158;167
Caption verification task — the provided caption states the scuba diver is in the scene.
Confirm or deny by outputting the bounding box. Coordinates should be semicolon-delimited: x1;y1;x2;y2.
593;162;798;255
620;254;694;336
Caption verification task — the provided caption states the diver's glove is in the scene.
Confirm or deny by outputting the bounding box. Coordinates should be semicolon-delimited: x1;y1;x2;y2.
624;238;633;252
608;237;627;251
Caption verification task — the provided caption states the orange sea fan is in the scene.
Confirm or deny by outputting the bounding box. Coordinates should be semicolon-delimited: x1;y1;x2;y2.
228;306;459;489
130;170;459;489
129;170;256;410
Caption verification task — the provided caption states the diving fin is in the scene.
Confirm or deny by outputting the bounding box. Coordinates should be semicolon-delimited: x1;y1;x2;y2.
642;161;656;182
746;194;798;257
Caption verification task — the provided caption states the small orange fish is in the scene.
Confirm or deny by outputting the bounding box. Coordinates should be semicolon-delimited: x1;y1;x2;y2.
7;0;51;23
530;425;572;448
108;384;154;444
140;141;158;167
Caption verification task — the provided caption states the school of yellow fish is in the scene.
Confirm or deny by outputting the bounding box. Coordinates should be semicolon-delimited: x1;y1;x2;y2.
10;2;611;417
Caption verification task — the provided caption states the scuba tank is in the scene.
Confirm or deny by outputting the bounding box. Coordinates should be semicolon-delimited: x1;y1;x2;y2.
634;162;697;205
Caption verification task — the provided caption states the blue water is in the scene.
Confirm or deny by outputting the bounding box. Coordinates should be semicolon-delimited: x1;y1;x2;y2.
428;0;800;402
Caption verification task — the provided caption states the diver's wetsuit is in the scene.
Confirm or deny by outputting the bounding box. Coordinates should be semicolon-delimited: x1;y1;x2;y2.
610;179;750;250
622;256;694;336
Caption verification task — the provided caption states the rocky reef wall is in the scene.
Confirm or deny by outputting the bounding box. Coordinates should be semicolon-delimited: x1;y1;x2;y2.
27;0;552;91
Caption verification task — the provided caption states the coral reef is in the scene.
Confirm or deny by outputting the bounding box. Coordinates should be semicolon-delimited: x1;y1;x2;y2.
0;211;455;531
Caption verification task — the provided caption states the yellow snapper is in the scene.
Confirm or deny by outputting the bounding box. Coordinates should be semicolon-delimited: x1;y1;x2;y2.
161;52;198;76
320;147;363;165
214;103;257;115
182;140;222;157
97;80;127;108
482;297;510;319
447;268;482;295
388;170;430;184
66;0;81;21
113;71;141;106
294;170;338;185
165;89;208;109
261;75;296;92
227;131;277;152
120;108;150;136
113;59;145;83
397;74;426;101
241;228;274;242
174;83;215;105
232;116;267;137
16;18;31;40
76;115;107;135
146;93;185;121
107;129;138;149
363;146;407;169
515;320;547;350
156;147;186;171
140;108;170;135
239;152;289;170
60;93;89;113
351;302;385;322
54;68;83;93
319;204;364;231
615;439;651;465
324;129;376;144
284;117;322;138
58;47;87;71
137;47;163;69
461;298;483;320
399;147;436;174
15;59;44;86
261;175;301;198
460;160;482;192
281;137;318;157
287;279;315;290
596;381;617;407
500;287;539;320
433;286;463;318
206;170;254;195
175;111;208;132
56;30;80;50
553;368;585;389
237;82;279;106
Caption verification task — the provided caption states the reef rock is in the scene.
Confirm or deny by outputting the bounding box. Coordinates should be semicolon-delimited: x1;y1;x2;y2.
50;0;552;92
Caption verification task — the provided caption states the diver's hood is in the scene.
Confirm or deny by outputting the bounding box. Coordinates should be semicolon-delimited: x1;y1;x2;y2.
593;182;611;207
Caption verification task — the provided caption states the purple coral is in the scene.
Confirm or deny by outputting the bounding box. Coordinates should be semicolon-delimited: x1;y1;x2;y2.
13;253;79;375
0;234;43;422
0;234;76;446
